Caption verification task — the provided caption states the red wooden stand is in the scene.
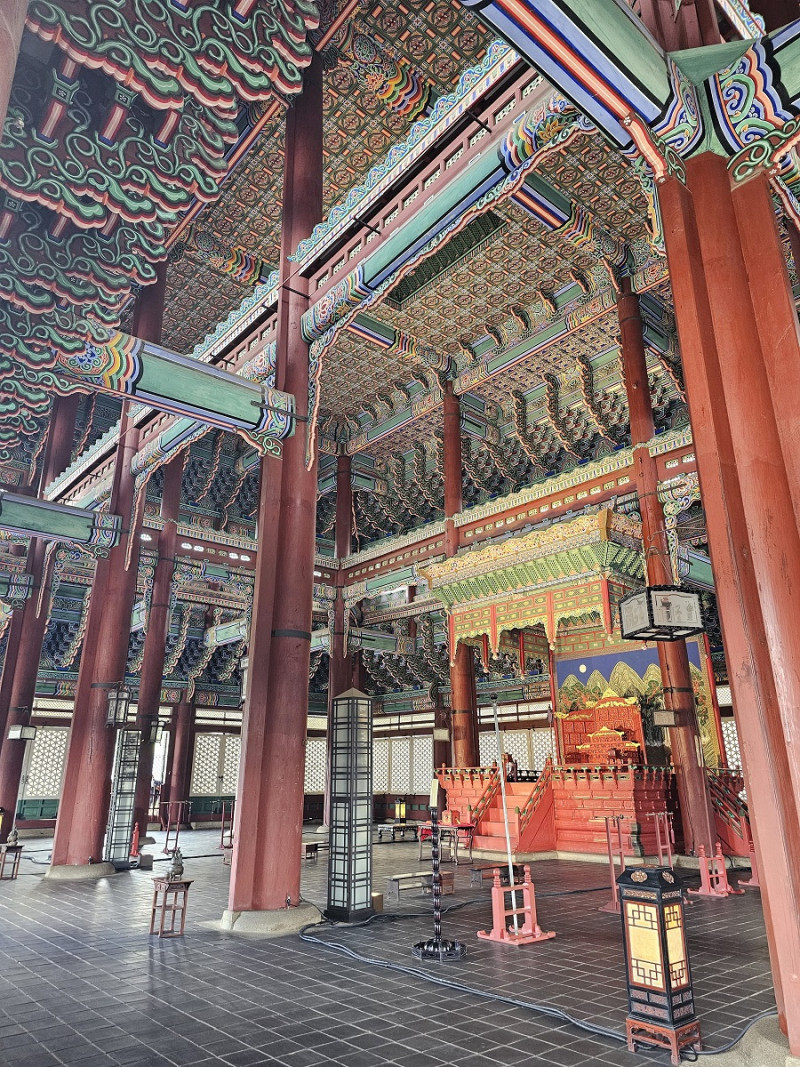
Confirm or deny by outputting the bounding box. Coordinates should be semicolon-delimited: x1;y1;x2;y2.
599;814;626;914
161;800;191;854
626;1017;702;1066
477;866;555;946
687;843;744;898
738;822;760;889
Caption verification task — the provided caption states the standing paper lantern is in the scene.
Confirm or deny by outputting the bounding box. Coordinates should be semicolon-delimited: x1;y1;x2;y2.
617;866;701;1065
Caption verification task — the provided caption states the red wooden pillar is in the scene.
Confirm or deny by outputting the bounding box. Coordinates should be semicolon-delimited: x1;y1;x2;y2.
617;277;715;857
0;395;80;838
0;0;27;133
47;261;168;874
226;56;323;921
164;696;194;811
658;154;800;1051
329;453;354;701
48;407;141;873
132;454;183;842
443;382;478;767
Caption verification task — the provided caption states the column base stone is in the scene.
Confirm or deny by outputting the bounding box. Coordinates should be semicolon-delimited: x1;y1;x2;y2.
45;862;116;881
212;902;319;937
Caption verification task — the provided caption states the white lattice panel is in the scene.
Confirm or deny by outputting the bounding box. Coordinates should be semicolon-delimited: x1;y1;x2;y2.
389;736;411;793
191;734;222;794
373;738;389;791
531;728;556;771
412;735;434;794
221;736;240;793
721;719;741;770
26;727;68;798
504;731;529;768
479;731;500;766
304;737;327;793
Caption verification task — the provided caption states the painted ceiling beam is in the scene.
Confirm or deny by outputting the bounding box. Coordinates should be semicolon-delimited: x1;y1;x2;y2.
48;331;294;457
0;491;120;554
456;0;672;149
0;570;34;608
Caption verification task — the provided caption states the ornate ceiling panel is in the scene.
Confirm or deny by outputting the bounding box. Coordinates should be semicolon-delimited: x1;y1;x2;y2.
159;0;493;353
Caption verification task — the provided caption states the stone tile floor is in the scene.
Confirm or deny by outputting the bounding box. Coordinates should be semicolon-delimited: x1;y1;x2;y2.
0;829;775;1066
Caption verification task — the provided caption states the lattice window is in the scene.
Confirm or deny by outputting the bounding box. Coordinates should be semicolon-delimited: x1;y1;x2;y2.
373;738;389;792
479;731;500;766
721;719;741;770
304;737;327;794
531;728;556;771
412;735;433;794
504;730;529;769
389;736;411;793
220;736;240;793
25;727;68;798
191;734;222;794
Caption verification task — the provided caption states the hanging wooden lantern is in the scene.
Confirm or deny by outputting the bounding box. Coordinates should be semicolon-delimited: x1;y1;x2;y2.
619;586;704;642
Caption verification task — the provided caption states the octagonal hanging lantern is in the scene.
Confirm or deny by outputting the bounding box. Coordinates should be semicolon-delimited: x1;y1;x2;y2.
619;586;704;642
105;684;132;728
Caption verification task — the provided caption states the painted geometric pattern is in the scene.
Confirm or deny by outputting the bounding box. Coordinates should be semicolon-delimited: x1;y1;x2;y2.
374;737;390;792
25;727;69;798
191;734;222;795
412;734;434;794
305;736;327;794
161;0;492;354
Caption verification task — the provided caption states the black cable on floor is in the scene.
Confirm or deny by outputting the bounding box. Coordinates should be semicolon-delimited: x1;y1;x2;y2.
299;919;778;1060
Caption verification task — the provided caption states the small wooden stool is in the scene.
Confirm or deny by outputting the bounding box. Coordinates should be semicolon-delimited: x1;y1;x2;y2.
150;877;193;937
0;844;22;880
302;842;318;862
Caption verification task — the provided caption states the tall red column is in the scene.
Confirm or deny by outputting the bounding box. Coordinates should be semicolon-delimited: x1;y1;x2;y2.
443;381;462;558
47;262;169;874
443;382;478;767
617;277;715;857
164;697;194;810
0;0;27;134
0;395;80;839
658;154;800;1051
328;453;354;699
226;56;323;923
131;455;183;842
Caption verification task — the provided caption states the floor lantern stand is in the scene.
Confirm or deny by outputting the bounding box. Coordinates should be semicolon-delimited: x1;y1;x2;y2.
413;786;466;961
325;690;374;923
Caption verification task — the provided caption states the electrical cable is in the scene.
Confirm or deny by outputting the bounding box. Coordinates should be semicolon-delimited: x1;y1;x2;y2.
299;918;779;1059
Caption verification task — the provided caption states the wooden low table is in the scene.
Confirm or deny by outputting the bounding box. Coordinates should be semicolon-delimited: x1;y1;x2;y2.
419;823;474;865
377;822;419;842
150;878;193;938
302;842;319;862
0;844;22;880
385;869;454;904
